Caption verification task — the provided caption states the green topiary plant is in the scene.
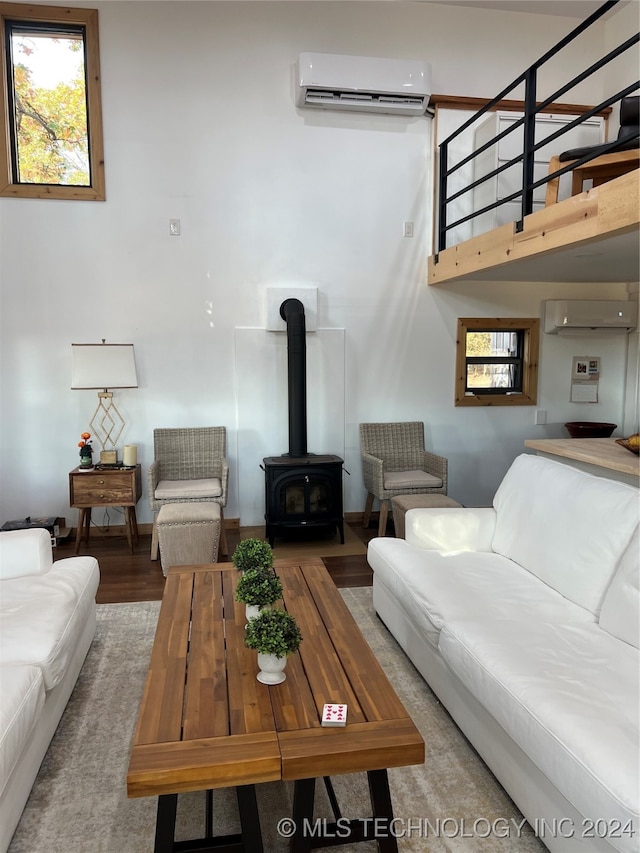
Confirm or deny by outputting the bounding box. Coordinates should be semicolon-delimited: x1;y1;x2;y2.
231;538;274;573
235;568;282;608
245;607;302;659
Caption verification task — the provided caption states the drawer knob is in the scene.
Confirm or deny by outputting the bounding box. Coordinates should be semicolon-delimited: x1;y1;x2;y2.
99;479;105;484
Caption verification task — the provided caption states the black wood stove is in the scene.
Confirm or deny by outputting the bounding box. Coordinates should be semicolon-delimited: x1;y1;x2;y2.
263;299;344;547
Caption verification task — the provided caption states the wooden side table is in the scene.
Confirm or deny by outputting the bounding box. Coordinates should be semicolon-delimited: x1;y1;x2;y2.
69;465;142;554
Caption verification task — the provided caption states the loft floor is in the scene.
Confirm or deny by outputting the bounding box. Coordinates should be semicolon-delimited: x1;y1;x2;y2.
428;170;639;285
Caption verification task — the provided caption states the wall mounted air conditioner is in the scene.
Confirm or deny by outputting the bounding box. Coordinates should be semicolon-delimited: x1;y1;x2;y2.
297;52;431;116
543;300;638;334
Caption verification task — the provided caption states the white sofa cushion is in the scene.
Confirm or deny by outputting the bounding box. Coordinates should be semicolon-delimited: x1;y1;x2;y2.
492;454;639;615
0;529;52;580
0;557;99;690
155;478;222;499
0;666;45;801
406;506;497;552
439;619;640;853
368;537;594;651
600;527;640;649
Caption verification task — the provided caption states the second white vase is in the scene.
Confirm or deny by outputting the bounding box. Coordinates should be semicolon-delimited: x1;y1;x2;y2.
256;652;287;684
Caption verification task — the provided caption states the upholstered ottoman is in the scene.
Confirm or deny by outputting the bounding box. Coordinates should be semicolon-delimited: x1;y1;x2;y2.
156;502;221;576
391;494;462;539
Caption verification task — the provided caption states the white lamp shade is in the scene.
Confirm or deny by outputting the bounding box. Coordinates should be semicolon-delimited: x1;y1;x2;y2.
71;343;138;389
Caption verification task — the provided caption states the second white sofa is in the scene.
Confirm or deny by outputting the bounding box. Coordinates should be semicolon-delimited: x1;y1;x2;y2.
0;528;100;853
368;453;639;853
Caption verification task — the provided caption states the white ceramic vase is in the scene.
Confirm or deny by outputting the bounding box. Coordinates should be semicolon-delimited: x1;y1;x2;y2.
245;604;261;622
256;652;287;685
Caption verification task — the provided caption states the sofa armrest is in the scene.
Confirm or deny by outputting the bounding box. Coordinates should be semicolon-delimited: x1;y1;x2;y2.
0;528;53;580
405;507;497;552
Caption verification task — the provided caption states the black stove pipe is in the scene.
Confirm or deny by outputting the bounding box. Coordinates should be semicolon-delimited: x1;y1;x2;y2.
279;298;307;457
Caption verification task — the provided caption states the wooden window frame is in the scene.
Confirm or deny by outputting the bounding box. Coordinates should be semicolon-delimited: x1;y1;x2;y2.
455;317;540;407
0;2;105;200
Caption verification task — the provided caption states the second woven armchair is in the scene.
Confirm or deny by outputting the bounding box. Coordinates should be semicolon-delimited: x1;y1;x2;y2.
359;421;448;537
148;426;229;559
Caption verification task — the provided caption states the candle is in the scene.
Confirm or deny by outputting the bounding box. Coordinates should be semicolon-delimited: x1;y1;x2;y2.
123;445;137;467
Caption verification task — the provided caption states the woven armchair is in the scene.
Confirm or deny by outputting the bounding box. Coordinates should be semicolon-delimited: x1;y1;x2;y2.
359;422;448;537
148;427;229;559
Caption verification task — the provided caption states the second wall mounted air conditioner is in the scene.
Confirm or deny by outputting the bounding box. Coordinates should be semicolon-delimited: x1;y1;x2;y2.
297;52;431;116
543;300;638;334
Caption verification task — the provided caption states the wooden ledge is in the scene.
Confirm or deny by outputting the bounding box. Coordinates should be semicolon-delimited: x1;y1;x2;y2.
428;170;639;285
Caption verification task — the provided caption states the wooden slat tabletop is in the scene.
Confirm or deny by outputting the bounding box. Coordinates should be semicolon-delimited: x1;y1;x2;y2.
127;557;424;799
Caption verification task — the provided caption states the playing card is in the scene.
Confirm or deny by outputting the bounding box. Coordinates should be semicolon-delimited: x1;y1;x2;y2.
321;703;347;726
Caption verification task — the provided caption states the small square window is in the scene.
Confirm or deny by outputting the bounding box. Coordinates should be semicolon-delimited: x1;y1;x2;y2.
455;318;539;407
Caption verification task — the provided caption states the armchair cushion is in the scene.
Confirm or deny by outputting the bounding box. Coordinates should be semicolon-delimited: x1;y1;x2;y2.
384;470;442;490
155;478;222;500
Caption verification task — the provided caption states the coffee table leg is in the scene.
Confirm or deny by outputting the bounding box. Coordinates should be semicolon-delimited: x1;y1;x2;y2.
236;784;263;852
291;778;316;852
154;794;178;853
367;769;398;853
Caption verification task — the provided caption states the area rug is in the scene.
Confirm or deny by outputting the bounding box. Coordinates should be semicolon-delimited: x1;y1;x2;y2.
8;593;545;853
240;522;367;558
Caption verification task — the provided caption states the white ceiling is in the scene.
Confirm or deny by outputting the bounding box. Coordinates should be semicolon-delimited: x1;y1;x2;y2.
423;1;631;19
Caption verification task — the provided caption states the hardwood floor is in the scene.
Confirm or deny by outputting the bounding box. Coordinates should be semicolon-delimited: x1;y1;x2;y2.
56;521;380;604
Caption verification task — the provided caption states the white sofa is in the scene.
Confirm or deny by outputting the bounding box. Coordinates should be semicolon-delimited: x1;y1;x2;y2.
368;453;639;853
0;528;100;852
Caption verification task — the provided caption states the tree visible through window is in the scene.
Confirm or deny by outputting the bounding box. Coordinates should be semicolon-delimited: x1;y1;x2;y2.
455;318;539;407
0;3;105;200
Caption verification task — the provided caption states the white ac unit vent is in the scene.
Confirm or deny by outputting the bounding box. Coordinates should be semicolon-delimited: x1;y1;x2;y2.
543;300;638;334
297;52;431;116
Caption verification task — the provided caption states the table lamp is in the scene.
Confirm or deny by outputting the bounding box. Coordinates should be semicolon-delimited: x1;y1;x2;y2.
71;341;138;464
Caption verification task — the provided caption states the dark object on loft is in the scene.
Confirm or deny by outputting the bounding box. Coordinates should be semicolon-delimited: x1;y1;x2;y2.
545;96;639;204
558;95;639;162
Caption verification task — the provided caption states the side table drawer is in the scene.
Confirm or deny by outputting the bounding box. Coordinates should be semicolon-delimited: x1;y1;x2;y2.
70;471;137;507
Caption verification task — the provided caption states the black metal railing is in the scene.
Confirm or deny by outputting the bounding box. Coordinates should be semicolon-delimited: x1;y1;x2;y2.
435;0;639;255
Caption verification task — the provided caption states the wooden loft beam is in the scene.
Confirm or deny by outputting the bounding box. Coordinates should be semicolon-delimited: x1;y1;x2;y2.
430;94;613;118
428;170;639;286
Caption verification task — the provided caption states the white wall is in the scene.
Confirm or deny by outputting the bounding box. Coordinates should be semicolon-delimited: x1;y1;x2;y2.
0;1;637;529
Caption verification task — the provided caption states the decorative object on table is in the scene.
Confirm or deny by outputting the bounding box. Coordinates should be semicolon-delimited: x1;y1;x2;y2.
235;567;282;622
616;433;640;455
564;421;616;439
231;537;273;574
122;444;137;467
244;606;302;684
71;340;138;464
78;432;94;468
322;703;348;727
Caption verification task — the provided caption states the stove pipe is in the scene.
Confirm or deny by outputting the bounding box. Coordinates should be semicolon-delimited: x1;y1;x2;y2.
279;298;307;457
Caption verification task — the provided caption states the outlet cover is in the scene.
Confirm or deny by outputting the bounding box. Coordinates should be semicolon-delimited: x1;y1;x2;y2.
266;287;318;332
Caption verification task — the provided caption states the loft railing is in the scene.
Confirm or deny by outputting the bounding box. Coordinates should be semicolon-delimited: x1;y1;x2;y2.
435;0;639;255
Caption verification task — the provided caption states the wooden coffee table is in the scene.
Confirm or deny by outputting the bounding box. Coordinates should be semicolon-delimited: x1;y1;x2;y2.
127;557;424;852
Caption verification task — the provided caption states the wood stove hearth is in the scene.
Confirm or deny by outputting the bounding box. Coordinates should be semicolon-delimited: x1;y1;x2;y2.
263;454;344;547
263;298;344;546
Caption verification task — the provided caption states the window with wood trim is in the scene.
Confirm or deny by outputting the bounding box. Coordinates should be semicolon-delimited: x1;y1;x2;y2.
0;2;105;200
455;318;539;407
